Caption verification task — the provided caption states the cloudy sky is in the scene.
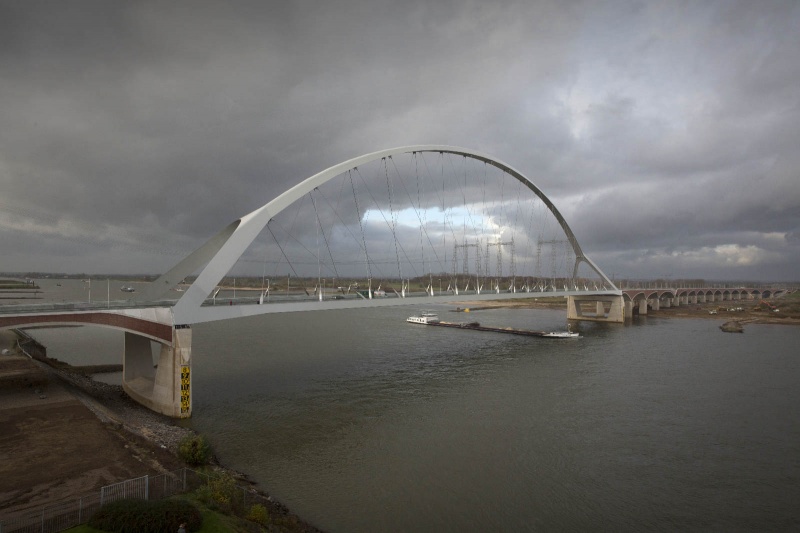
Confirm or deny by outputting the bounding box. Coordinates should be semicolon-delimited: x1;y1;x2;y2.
1;0;798;282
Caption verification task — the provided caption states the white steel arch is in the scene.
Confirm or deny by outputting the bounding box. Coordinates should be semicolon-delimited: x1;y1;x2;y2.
146;145;616;323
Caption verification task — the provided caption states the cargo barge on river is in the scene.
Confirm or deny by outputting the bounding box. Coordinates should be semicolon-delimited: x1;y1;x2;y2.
406;312;579;338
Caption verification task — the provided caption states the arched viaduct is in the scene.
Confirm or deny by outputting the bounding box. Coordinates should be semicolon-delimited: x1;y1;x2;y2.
621;288;786;317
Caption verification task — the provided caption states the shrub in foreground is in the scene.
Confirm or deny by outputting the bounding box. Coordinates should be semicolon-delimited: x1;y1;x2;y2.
246;503;270;525
88;498;202;533
195;472;243;514
178;434;212;466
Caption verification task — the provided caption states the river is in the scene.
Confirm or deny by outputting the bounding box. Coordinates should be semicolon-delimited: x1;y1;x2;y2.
20;280;800;531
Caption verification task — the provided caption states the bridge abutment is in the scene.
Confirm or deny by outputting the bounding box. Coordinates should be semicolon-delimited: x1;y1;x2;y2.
567;295;624;323
122;326;192;418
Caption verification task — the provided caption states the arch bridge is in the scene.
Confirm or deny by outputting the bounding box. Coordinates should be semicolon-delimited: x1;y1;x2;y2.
3;145;627;417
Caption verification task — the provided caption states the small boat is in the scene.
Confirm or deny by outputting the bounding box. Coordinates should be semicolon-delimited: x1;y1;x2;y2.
542;325;579;338
407;311;440;324
541;331;580;338
120;286;136;292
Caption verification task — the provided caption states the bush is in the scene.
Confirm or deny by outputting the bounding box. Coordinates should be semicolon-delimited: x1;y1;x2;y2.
178;434;212;466
195;472;242;514
246;503;270;525
88;498;202;533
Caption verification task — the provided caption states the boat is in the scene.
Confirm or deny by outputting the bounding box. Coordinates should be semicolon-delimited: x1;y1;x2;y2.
542;325;579;338
541;330;580;338
407;315;581;338
120;286;136;292
406;311;440;324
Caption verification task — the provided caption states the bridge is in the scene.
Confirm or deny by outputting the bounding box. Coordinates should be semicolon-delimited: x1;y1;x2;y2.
4;145;772;418
619;287;788;317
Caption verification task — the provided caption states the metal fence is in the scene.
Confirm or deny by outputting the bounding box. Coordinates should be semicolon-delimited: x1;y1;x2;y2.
0;468;204;533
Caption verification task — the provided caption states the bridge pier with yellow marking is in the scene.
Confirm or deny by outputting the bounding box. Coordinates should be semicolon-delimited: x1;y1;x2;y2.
122;326;192;418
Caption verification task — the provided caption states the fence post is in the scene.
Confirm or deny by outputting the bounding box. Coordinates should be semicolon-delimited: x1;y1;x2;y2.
79;497;82;523
145;475;149;500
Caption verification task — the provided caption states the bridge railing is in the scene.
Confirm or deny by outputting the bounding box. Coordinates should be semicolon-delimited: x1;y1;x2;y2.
0;285;618;316
0;299;179;316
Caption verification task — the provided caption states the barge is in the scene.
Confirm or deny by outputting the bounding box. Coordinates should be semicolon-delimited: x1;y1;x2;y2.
406;312;579;338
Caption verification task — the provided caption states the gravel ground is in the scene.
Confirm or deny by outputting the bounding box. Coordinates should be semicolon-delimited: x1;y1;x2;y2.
48;362;195;454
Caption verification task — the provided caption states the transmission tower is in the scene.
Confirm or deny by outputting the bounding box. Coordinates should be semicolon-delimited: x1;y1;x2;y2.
537;238;568;284
487;239;515;279
453;242;481;278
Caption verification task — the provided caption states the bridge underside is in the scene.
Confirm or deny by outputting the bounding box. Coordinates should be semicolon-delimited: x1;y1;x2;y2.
0;311;173;343
0;309;193;419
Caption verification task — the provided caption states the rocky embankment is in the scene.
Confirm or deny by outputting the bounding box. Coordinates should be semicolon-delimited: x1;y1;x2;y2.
46;361;195;452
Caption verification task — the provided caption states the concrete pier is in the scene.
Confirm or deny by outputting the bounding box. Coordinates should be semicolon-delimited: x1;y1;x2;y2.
567;295;624;323
122;326;192;418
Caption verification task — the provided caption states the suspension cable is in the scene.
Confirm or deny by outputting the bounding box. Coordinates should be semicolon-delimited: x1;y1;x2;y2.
349;170;372;281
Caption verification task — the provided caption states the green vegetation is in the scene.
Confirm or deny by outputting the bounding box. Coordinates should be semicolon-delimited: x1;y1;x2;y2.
178;435;212;466
0;279;39;289
68;486;288;533
87;498;202;532
246;504;270;526
67;501;252;532
194;472;243;515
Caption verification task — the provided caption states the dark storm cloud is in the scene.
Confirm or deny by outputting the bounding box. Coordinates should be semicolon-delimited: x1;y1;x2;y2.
1;0;798;281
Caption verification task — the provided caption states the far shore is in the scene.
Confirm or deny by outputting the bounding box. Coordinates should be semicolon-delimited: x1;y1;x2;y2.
447;295;800;326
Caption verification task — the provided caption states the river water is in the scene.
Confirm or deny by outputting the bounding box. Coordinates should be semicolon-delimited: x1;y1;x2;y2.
19;281;800;531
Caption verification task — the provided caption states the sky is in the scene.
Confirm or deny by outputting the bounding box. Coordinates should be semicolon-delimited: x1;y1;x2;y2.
1;0;798;283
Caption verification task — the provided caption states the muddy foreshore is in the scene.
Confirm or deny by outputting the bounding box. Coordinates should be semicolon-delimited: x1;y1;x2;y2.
9;334;324;532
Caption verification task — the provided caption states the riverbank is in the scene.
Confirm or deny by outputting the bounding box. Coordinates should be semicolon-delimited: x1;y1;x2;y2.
0;330;323;532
